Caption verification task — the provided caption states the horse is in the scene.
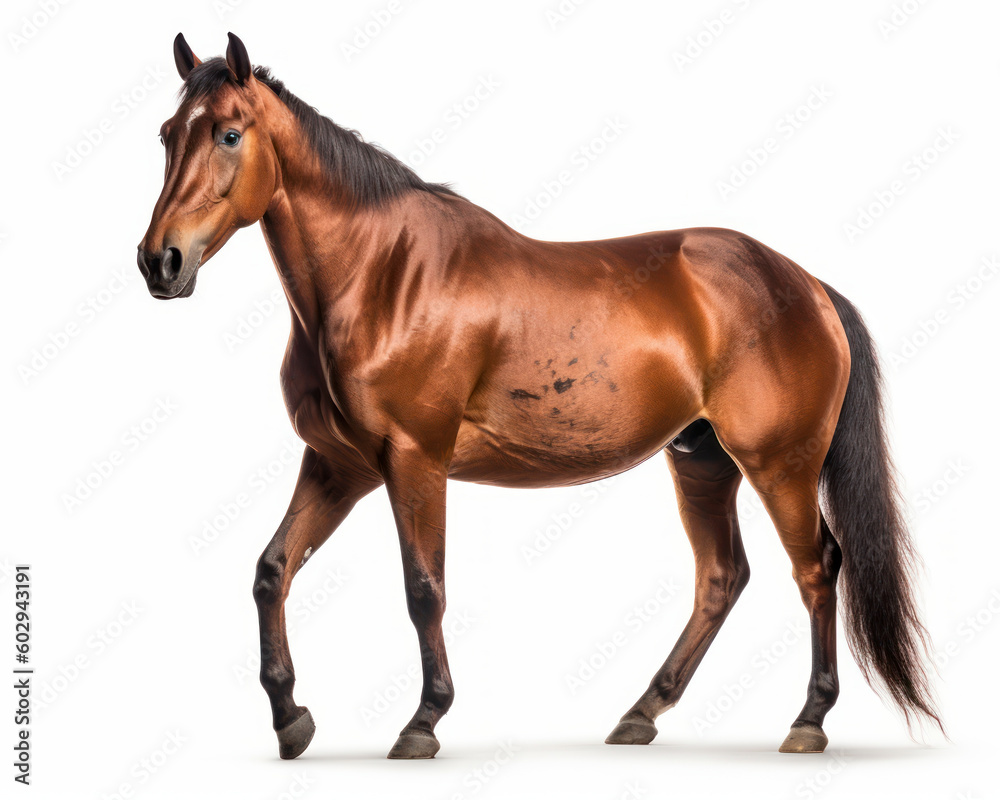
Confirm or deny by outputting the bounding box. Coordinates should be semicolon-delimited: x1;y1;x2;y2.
137;32;941;760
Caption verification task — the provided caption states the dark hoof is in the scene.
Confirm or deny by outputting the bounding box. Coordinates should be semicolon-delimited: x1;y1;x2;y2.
277;708;316;760
387;730;440;759
779;723;828;753
605;716;658;745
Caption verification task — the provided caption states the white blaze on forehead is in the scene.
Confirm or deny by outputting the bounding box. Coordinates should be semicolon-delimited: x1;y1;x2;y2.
186;104;206;130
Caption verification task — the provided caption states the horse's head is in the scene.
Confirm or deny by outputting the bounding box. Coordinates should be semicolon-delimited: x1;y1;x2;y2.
138;33;277;299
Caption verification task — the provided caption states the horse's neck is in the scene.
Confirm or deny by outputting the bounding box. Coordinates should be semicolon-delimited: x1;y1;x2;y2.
257;108;386;338
260;186;384;342
256;95;484;341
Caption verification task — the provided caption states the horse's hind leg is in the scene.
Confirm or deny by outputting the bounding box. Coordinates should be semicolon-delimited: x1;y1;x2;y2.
253;446;381;759
736;452;841;753
607;421;749;745
712;421;841;753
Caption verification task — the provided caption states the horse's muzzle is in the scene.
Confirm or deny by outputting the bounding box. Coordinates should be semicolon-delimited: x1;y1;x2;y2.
137;245;197;299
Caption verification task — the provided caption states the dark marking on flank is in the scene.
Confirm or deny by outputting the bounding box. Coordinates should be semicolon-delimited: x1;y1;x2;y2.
608;381;619;392
551;408;561;416
543;384;550;393
582;371;599;384
568;357;578;366
545;358;553;368
569;326;576;340
510;389;541;401
597;354;609;367
554;377;576;394
551;370;557;377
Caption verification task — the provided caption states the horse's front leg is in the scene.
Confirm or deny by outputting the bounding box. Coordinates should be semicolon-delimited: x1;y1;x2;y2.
253;446;381;759
381;437;454;759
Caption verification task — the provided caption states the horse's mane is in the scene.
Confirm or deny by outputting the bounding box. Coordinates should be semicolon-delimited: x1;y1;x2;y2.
180;58;459;208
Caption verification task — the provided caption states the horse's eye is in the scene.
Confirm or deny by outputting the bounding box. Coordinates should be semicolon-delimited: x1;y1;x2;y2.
222;130;241;146
158;134;164;146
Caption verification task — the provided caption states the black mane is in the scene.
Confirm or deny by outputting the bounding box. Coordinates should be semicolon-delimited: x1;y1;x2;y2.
180;58;459;207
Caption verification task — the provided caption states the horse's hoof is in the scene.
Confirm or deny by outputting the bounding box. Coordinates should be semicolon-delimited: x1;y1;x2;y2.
387;730;440;759
605;716;658;745
778;723;828;753
276;708;316;760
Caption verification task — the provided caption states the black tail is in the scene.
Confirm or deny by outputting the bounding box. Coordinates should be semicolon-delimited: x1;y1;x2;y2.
818;281;942;732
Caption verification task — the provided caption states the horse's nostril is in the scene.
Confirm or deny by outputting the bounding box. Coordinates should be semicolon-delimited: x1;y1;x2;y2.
137;249;152;279
163;247;183;279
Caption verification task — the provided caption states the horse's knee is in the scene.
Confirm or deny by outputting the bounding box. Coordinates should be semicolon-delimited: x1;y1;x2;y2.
253;551;287;607
404;571;445;626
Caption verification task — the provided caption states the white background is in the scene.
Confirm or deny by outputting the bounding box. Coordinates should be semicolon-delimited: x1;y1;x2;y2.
2;0;998;798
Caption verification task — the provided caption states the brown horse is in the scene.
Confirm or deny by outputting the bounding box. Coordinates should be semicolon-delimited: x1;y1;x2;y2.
138;33;941;760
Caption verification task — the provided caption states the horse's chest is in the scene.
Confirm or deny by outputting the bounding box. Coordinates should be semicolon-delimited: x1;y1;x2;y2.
288;387;333;448
281;340;363;458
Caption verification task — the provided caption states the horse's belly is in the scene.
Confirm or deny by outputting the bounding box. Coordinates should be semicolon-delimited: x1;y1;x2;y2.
449;355;700;488
448;422;674;487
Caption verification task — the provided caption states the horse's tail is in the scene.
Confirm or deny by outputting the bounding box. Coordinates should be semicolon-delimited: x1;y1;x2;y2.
818;280;943;732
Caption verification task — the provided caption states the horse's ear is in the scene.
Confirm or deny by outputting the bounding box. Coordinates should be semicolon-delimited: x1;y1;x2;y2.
173;33;201;80
226;32;252;85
